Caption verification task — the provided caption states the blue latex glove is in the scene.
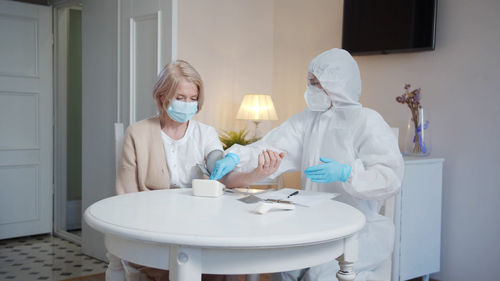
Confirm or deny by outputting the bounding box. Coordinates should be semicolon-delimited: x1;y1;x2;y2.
304;157;351;183
209;153;240;180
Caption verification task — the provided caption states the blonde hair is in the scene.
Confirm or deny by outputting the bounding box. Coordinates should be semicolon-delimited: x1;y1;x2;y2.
153;60;204;113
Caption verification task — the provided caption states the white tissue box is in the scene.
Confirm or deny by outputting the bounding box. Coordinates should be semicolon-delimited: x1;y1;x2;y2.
192;179;225;197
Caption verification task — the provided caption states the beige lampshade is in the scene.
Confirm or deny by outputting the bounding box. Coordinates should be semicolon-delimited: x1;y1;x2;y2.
236;94;278;121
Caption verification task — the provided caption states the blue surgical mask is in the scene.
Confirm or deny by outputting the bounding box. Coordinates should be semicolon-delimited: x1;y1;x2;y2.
166;100;198;123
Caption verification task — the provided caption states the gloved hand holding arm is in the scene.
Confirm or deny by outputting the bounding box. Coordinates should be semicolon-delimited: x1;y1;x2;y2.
221;150;285;188
209;153;240;180
304;157;351;183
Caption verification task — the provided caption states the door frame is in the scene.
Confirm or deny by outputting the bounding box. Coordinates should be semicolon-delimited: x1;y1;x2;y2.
53;1;82;245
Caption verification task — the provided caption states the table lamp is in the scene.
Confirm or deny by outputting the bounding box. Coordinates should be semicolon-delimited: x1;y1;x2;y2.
236;94;278;138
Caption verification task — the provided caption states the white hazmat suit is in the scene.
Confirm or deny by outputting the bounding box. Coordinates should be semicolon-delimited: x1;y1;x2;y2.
227;48;404;281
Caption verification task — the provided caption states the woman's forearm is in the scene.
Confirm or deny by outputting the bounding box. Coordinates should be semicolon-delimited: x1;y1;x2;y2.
220;171;266;188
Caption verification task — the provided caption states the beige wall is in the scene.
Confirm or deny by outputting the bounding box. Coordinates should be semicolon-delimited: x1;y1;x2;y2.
178;0;342;134
357;1;500;280
178;0;500;280
273;1;500;281
178;0;275;135
273;0;342;121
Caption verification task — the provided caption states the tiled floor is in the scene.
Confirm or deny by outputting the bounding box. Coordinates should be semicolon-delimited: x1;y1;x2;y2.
0;233;436;281
0;234;107;281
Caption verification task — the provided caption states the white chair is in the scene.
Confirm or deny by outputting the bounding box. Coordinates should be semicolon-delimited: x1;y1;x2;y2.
115;123;124;175
367;127;400;281
367;195;396;281
106;123;148;281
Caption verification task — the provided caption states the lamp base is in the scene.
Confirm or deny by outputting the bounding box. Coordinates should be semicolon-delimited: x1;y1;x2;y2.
253;120;261;139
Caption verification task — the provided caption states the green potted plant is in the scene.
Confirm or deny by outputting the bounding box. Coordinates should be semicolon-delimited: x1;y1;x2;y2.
219;128;259;149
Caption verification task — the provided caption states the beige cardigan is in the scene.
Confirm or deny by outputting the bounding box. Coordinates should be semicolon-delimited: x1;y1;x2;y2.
116;117;170;194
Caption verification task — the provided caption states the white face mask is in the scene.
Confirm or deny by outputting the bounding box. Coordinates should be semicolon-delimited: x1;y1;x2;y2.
304;86;331;111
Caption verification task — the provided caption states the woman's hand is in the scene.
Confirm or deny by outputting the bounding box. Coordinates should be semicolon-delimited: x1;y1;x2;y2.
253;149;286;178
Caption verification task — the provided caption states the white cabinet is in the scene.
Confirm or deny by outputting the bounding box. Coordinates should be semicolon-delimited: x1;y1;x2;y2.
392;158;444;281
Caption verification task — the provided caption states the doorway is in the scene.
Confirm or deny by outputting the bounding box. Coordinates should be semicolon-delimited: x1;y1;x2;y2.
54;2;83;244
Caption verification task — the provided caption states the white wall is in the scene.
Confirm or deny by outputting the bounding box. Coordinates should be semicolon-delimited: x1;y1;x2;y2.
81;0;118;261
273;1;500;280
178;0;275;136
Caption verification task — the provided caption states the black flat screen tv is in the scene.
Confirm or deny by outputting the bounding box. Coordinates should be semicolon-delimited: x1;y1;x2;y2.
342;0;438;55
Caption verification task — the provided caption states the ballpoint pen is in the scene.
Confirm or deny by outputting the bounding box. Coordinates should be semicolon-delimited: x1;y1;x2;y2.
287;190;299;198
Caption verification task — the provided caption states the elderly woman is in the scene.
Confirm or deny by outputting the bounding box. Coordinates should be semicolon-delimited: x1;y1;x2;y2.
117;60;281;193
113;60;282;281
117;59;220;193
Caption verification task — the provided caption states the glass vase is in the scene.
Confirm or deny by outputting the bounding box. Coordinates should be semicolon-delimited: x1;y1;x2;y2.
404;107;431;156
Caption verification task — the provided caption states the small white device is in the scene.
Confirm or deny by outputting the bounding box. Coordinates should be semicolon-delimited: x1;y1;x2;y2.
254;201;295;214
192;179;225;197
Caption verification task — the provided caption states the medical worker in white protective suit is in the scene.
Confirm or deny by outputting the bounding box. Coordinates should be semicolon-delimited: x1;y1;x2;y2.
210;48;404;281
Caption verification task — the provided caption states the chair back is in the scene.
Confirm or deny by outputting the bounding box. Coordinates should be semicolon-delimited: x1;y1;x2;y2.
115;123;124;176
368;127;400;281
380;127;399;220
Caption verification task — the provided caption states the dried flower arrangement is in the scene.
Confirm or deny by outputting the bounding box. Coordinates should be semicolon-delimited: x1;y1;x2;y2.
396;84;429;155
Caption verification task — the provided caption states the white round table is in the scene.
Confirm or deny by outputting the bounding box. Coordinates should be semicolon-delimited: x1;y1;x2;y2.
84;189;365;281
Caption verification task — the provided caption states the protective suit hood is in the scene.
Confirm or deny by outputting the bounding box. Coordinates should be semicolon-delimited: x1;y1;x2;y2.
308;48;362;108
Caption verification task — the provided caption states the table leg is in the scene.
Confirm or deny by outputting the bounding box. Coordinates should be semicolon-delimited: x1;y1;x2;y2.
336;234;358;281
336;258;355;281
105;252;125;281
422;274;430;281
169;245;202;281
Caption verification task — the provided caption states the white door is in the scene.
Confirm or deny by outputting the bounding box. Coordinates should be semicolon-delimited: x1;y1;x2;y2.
121;0;177;125
0;1;53;239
